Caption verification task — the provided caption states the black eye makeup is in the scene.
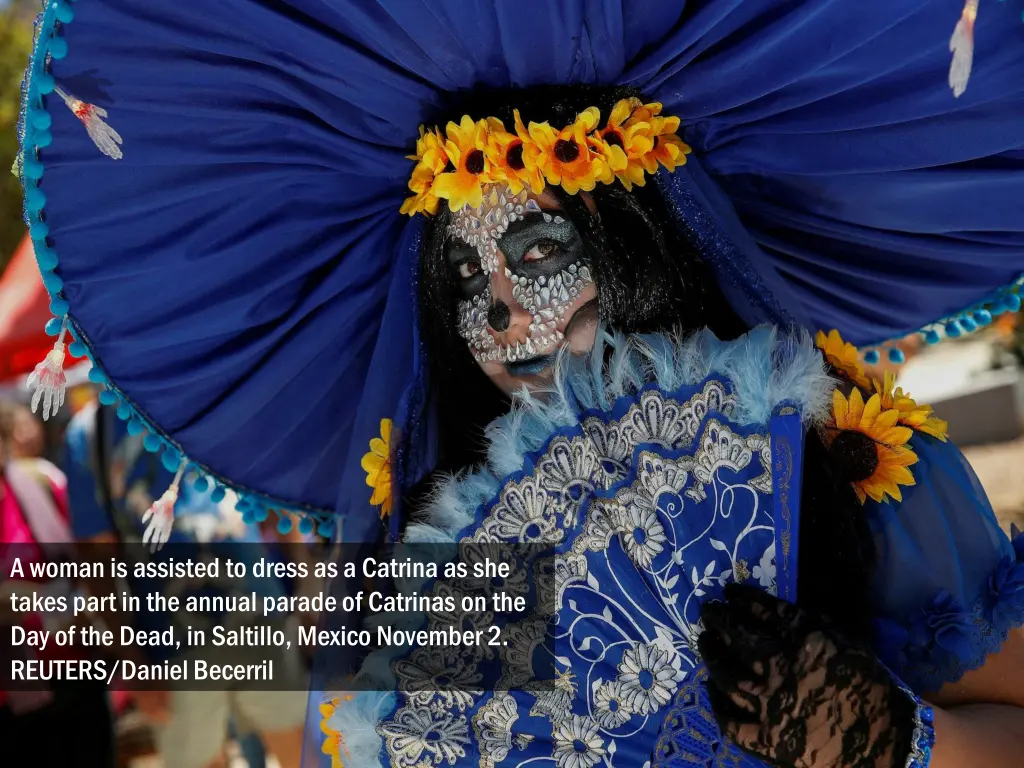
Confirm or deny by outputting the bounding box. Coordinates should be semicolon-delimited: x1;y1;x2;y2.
495;214;584;277
446;241;488;298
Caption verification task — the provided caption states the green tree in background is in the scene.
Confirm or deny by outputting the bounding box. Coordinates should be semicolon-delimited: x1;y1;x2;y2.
0;3;34;271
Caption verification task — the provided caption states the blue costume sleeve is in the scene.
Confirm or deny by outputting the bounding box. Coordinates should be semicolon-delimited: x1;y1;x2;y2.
869;434;1024;695
62;403;115;541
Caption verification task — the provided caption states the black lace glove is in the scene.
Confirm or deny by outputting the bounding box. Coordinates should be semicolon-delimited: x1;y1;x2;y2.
697;583;917;768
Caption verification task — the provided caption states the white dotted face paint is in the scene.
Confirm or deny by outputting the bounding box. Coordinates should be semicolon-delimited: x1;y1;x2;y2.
447;186;542;275
447;184;595;366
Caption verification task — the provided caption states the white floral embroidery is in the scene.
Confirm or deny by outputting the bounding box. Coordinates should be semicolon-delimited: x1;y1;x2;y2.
619;505;667;569
616;642;685;716
378;704;470;767
552;715;606;768
393;647;482;712
752;540;776;590
536;435;600;528
593;680;632;728
482;476;562;546
472;693;532;768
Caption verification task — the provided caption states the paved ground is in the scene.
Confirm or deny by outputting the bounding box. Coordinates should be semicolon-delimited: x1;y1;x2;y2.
963;438;1024;535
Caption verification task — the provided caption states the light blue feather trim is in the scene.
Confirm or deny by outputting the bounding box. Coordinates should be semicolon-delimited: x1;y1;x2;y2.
408;324;832;545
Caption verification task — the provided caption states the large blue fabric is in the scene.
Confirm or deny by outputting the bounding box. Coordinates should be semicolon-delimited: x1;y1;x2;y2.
24;1;1024;534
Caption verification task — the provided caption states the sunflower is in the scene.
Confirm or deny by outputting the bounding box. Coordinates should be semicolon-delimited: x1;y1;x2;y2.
589;98;655;190
361;418;394;518
485;115;545;195
528;107;612;194
623;101;691;174
400;127;448;216
815;329;872;389
320;697;350;768
873;372;949;441
432;115;497;210
830;388;918;504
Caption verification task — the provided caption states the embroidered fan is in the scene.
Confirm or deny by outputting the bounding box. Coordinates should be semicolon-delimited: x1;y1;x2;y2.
326;327;821;768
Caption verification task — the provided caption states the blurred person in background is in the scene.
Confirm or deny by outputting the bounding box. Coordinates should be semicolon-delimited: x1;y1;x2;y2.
0;399;116;766
7;401;44;459
63;397;308;768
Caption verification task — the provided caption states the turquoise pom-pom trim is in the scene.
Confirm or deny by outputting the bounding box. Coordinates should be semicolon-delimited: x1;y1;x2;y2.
859;277;1024;365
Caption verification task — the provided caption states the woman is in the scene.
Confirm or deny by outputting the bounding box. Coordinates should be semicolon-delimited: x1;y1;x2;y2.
14;2;1024;767
316;86;1024;768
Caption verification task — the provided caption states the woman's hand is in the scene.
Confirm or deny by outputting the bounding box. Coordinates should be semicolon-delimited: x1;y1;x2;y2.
698;583;917;768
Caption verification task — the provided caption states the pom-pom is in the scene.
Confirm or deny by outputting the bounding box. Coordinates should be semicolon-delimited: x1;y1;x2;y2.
36;249;57;271
887;348;905;364
863;349;880;365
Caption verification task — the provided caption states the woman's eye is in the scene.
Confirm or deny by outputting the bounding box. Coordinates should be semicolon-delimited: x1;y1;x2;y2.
524;241;562;262
458;262;482;279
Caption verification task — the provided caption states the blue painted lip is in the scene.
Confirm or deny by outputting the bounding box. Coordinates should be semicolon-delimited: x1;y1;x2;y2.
506;353;555;377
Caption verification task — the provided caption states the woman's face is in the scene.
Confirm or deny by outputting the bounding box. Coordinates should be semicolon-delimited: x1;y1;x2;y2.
444;186;599;397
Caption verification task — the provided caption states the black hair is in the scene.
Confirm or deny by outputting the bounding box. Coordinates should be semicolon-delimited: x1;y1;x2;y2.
411;85;877;642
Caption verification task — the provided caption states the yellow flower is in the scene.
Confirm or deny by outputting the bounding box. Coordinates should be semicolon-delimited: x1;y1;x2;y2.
830;388;918;504
589;98;655;190
361;418;393;519
400;127;448;216
320;697;351;768
815;329;872;390
624;101;691;175
873;372;949;442
528;107;612;195
485;115;545;195
431;116;499;211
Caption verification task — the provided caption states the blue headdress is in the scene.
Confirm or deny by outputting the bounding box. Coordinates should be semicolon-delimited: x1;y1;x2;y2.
15;0;1024;542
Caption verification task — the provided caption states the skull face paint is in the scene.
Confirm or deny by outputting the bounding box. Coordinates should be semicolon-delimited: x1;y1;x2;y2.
446;184;598;394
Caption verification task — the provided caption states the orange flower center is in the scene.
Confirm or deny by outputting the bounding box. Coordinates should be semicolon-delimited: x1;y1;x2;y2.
506;141;525;170
465;149;485;174
554;139;580;163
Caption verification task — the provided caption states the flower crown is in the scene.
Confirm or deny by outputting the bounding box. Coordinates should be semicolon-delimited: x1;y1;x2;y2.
400;98;691;216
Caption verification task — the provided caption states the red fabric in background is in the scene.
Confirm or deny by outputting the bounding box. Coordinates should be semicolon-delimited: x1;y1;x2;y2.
0;236;51;381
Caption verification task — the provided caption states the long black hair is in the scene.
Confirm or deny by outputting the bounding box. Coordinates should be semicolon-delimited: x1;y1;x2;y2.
411;85;877;642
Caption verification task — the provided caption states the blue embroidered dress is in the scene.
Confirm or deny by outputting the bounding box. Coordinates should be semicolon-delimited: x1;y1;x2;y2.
323;327;1021;768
